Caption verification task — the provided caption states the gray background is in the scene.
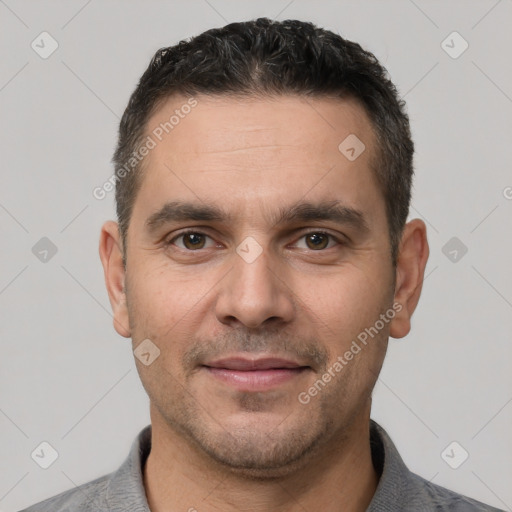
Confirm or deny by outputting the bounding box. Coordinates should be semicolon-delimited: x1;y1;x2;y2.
1;0;511;510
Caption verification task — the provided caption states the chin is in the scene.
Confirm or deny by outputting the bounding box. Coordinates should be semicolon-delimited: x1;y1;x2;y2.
182;415;331;479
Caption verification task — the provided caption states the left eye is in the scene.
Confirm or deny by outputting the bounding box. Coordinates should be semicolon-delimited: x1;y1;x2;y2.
168;231;339;251
293;232;339;250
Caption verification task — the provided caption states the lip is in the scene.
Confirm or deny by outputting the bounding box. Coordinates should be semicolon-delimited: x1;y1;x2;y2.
204;357;305;371
202;357;310;391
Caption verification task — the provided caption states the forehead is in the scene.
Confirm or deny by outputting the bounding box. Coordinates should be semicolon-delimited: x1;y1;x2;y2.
135;93;384;229
146;93;375;161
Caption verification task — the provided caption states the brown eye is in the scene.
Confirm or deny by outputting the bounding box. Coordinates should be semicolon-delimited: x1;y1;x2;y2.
169;231;215;250
292;231;341;251
183;233;205;250
305;233;330;250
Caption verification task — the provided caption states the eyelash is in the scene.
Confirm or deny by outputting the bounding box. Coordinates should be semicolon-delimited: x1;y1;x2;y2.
166;229;344;251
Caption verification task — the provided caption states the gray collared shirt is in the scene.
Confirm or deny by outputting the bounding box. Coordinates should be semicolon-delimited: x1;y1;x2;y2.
20;420;504;511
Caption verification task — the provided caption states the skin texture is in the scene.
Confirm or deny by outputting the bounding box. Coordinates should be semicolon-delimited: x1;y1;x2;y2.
100;94;429;512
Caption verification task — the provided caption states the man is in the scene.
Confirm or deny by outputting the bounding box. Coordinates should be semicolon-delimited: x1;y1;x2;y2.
21;17;503;512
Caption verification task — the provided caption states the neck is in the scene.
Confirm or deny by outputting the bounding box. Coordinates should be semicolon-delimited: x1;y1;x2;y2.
143;409;379;512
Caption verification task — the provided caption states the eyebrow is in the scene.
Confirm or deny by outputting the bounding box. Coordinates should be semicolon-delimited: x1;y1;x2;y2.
145;199;370;234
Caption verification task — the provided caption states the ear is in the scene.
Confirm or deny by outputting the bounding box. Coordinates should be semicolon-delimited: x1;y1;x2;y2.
389;219;429;339
99;221;131;338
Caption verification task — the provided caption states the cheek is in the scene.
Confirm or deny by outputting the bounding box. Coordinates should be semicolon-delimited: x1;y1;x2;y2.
296;268;387;338
126;259;230;348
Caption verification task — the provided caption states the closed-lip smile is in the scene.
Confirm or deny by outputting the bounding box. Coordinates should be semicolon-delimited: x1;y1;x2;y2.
204;357;307;371
202;356;310;391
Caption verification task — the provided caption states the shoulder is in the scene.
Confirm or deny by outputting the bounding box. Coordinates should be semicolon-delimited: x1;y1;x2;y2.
403;470;505;511
18;473;111;512
368;420;505;511
18;425;152;512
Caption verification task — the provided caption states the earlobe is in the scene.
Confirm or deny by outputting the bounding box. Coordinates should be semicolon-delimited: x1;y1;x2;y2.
99;221;131;338
389;219;429;339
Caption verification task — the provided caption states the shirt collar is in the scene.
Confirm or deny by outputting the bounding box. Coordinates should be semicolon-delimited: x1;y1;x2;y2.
367;419;409;510
106;425;152;512
105;419;408;511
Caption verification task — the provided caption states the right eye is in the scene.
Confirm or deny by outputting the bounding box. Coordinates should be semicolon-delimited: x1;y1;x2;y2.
166;230;217;251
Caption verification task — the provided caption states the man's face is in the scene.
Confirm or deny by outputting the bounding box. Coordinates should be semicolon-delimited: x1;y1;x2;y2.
119;94;398;475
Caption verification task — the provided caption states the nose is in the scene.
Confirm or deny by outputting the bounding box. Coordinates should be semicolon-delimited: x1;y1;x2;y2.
214;245;295;330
